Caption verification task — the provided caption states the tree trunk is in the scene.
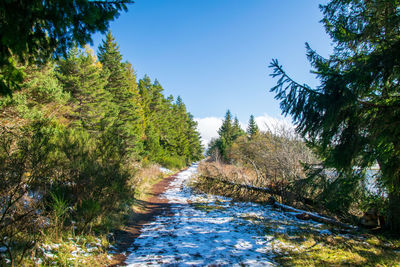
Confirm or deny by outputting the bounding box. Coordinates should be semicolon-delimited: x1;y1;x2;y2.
377;158;400;235
388;191;400;235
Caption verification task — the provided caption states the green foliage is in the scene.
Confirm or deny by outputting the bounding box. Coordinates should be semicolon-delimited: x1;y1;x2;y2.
0;57;25;95
247;115;259;138
208;110;246;162
49;192;70;232
0;118;59;265
57;45;109;132
0;28;203;263
269;0;400;233
158;155;187;170
26;63;69;104
138;76;203;165
319;171;365;215
98;32;143;158
0;0;132;95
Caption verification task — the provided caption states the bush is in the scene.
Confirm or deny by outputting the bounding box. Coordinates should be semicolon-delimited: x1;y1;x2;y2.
157;155;186;170
0;118;135;264
0;118;58;265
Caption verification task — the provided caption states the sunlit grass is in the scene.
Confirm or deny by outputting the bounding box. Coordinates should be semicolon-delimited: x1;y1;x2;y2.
192;203;226;212
272;231;400;266
18;232;112;266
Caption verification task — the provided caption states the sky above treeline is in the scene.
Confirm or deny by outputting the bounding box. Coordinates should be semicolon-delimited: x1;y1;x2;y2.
91;0;332;146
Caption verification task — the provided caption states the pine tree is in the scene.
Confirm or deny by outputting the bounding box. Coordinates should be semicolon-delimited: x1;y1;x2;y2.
186;113;204;163
1;0;132;95
137;77;203;167
269;0;400;233
137;76;162;160
174;96;190;159
98;32;142;157
247;115;259;138
56;46;110;132
208;110;238;161
218;110;234;146
232;116;245;140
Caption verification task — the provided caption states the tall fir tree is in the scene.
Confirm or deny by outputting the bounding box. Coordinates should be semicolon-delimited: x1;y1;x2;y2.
138;75;162;160
247;115;259;138
56;46;110;132
232;116;246;140
98;31;142;157
218;110;234;146
186;113;204;163
269;0;400;232
174;96;190;159
208;110;239;161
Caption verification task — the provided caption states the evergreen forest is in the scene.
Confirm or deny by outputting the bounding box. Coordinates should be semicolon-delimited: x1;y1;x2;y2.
1;0;400;266
0;2;202;264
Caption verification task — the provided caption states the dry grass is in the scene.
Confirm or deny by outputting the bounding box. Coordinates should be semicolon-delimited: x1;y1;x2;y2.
130;164;165;201
191;175;273;204
198;161;257;185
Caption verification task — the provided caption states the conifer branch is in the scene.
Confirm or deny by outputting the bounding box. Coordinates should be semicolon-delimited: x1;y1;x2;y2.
90;0;134;4
269;59;322;96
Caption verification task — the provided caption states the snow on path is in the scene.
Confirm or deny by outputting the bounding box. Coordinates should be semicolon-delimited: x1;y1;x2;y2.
125;164;328;266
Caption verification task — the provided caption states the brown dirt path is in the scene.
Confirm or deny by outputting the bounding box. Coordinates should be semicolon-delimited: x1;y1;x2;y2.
108;172;182;266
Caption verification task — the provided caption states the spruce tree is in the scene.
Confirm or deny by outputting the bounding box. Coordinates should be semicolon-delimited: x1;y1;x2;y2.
137;77;203;166
218;110;234;145
138;76;162;160
186;113;204;163
98;32;142;157
174;96;190;159
269;0;400;232
1;0;132;95
210;110;236;161
232;116;246;140
247;115;259;138
56;46;109;132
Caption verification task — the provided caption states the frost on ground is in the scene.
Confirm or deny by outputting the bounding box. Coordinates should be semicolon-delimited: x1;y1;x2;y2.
159;166;173;175
124;164;337;266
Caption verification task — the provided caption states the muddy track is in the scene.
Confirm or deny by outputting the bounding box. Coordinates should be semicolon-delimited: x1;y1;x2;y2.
109;172;181;266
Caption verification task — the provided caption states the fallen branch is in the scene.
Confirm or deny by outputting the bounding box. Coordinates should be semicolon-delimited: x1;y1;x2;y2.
201;175;358;230
272;200;357;230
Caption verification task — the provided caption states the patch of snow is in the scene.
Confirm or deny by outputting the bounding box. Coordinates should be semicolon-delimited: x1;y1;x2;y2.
124;164;330;266
160;167;173;174
319;229;333;235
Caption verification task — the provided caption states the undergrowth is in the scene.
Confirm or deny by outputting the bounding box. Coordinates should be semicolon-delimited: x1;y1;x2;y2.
0;164;175;266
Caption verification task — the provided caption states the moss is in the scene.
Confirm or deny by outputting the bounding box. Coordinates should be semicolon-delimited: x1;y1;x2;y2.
272;231;400;266
192;203;226;212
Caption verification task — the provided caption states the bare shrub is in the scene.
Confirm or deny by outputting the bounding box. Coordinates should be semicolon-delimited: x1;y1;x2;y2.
129;164;164;199
0;121;54;265
198;161;257;185
228;124;318;188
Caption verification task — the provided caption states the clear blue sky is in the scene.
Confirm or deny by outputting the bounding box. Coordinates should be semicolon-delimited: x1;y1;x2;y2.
92;0;332;122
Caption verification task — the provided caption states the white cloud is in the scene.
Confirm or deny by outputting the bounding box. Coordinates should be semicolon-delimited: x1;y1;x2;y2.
194;117;223;147
195;114;294;148
254;114;293;133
